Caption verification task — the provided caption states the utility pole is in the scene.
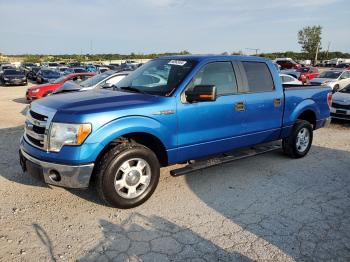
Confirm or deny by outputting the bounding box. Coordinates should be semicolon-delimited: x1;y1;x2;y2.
326;41;331;59
245;48;260;55
314;41;320;66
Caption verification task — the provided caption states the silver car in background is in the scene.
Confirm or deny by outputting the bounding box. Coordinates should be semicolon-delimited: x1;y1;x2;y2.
330;84;350;120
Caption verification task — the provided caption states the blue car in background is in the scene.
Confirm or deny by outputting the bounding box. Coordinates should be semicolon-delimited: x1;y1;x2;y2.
36;69;61;84
85;64;97;72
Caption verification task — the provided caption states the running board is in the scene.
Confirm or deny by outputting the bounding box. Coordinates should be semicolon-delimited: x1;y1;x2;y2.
170;142;281;177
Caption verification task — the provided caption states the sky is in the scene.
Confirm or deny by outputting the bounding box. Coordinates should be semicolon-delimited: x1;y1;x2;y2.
0;0;349;55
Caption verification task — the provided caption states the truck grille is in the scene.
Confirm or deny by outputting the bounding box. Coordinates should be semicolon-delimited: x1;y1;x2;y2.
24;110;48;150
332;102;350;110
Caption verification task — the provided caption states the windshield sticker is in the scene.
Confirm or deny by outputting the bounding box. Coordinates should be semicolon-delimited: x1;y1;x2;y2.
168;60;187;66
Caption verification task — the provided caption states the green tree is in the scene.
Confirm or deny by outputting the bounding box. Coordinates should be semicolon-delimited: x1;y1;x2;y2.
297;25;322;62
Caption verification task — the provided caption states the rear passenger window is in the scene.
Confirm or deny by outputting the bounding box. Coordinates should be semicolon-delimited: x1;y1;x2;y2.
241;62;274;92
189;62;237;96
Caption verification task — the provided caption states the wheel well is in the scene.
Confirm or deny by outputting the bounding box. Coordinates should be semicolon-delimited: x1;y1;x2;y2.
97;132;168;167
297;110;316;129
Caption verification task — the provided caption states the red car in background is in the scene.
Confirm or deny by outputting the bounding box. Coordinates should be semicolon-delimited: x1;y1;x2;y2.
275;59;302;70
26;72;95;101
297;67;319;83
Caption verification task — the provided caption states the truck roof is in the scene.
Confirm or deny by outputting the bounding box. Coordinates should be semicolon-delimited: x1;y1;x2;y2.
159;54;270;63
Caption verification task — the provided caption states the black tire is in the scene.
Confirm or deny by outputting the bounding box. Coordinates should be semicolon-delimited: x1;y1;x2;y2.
333;85;340;92
95;142;160;208
282;120;313;158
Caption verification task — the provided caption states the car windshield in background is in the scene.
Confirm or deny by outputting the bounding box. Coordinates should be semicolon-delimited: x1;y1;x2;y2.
4;69;23;75
42;70;60;77
297;67;309;72
318;71;342;79
79;71;115;87
48;63;59;67
52;76;67;84
74;68;86;73
115;59;197;96
339;85;350;93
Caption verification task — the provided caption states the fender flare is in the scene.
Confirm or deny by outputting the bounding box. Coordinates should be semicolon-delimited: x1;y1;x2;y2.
287;99;320;126
85;115;174;151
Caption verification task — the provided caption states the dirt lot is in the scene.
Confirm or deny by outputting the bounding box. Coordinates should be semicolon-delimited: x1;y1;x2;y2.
0;84;350;262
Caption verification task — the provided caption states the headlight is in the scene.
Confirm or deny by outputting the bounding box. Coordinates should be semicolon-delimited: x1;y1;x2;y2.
3;77;9;80
49;123;92;152
22;77;26;80
31;88;39;93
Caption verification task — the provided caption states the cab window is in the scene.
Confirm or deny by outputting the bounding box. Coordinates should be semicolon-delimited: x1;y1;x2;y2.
187;62;237;96
241;62;274;92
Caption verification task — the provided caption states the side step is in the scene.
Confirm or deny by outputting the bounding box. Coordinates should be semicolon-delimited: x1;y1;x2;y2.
170;142;281;177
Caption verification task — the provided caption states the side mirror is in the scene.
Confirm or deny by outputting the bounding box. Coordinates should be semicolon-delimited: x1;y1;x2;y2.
185;85;217;103
101;82;113;88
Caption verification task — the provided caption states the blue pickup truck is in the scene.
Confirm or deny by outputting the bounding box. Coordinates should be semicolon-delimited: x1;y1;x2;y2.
20;55;332;208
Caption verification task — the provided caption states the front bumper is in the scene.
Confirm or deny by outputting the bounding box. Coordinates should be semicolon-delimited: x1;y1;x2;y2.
330;107;350;120
19;147;94;189
4;79;27;85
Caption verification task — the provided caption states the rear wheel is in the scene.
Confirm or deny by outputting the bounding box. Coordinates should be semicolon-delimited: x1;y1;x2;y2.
95;142;160;208
282;120;313;158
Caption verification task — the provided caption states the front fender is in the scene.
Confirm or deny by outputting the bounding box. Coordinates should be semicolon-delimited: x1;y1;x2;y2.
85;115;175;150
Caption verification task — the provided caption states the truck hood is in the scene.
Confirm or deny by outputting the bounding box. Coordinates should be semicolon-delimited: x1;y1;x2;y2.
33;89;161;114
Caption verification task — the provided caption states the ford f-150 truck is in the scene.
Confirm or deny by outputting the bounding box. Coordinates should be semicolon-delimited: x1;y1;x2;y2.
19;55;332;208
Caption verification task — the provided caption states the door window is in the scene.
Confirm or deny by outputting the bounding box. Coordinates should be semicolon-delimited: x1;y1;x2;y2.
241;62;274;92
187;62;237;96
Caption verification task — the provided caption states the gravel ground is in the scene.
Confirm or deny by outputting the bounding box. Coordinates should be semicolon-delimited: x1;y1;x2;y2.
0;84;350;262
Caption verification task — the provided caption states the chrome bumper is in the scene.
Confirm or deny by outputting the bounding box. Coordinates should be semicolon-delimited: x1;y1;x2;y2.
323;117;331;127
19;148;94;189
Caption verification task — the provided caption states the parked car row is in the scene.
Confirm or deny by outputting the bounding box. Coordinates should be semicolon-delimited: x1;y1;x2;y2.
26;70;131;101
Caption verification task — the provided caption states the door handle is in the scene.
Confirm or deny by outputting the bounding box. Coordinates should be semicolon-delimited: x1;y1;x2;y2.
235;102;245;112
274;98;281;107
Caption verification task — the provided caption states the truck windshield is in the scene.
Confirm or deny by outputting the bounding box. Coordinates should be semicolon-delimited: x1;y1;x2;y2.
115;59;197;96
318;71;342;79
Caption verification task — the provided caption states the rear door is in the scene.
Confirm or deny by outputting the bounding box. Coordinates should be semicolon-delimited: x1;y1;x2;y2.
235;61;284;144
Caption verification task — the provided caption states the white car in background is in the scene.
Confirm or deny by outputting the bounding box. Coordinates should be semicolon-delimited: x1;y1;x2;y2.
53;70;130;94
280;74;302;85
310;70;350;91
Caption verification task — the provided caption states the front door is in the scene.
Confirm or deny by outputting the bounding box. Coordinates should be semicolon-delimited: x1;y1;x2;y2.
176;61;246;162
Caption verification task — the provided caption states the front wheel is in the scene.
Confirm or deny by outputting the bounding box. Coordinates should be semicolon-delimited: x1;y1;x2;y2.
95;142;160;208
282;120;313;158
